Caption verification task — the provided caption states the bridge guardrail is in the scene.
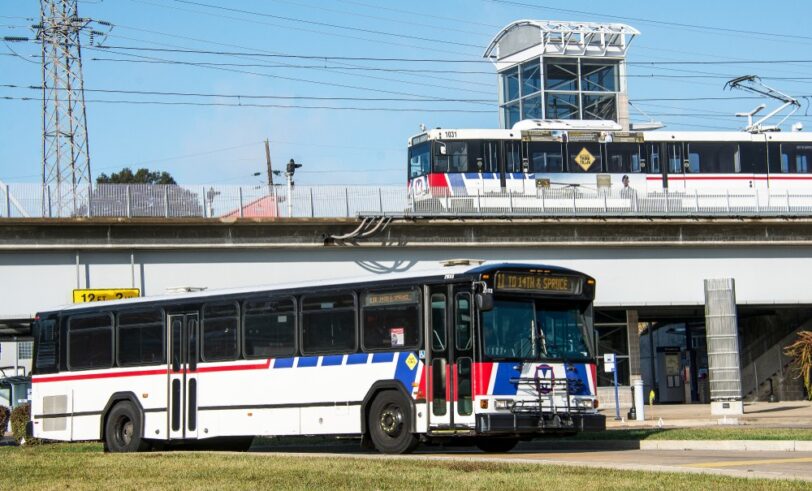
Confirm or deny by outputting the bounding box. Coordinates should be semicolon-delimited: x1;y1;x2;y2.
1;183;812;219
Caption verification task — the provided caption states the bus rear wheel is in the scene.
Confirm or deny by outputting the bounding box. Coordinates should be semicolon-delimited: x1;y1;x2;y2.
368;391;419;454
474;437;519;453
104;401;150;453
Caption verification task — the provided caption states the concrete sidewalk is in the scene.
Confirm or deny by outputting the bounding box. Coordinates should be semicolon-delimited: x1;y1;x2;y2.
602;400;812;428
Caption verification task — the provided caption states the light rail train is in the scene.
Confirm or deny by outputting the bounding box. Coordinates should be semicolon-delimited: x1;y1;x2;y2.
408;123;812;197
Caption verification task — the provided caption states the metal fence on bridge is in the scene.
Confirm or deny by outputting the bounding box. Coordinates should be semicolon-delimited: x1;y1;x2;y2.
1;183;812;219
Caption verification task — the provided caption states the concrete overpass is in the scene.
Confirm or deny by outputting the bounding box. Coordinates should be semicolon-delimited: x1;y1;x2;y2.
1;215;810;404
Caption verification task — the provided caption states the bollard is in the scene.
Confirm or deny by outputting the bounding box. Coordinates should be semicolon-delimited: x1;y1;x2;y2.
633;379;646;421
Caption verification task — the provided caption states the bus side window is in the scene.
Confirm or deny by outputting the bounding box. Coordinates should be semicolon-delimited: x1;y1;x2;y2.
67;313;114;371
202;302;239;362
243;297;296;358
430;293;446;352
117;308;165;367
361;288;420;351
33;317;58;374
455;293;472;351
301;293;356;355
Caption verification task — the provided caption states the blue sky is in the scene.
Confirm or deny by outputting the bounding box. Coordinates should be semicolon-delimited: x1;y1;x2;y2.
2;0;812;185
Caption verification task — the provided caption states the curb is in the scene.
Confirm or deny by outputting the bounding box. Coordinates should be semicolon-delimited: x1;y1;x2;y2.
542;440;812;452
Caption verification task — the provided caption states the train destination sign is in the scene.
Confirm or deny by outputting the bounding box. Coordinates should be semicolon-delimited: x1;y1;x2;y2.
494;272;578;294
73;288;141;303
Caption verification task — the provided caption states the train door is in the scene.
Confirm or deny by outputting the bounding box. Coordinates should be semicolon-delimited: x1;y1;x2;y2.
665;143;686;191
426;285;475;432
167;313;199;440
645;143;664;192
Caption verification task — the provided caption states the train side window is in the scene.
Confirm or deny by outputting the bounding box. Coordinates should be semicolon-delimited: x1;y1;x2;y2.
504;141;522;173
243;297;296;358
527;141;563;173
780;143;812;173
686;143;738;173
202;302;239;361
118;309;165;366
301;293;356;355
361;288;420;351
667;143;683;174
606;143;641;173
567;142;602;173
767;142;782;173
739;143;768;174
646;144;661;173
68;313;114;370
435;142;469;173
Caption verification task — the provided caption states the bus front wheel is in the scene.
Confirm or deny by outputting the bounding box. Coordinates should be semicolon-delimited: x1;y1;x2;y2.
104;401;150;453
368;391;419;454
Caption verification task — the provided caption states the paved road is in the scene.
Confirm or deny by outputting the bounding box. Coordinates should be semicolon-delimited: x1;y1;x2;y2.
253;441;812;482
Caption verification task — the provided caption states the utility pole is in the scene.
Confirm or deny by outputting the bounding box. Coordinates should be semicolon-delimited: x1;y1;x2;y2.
264;139;274;187
35;1;108;217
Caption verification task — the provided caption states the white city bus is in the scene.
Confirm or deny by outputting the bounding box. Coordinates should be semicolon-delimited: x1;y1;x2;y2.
30;262;603;453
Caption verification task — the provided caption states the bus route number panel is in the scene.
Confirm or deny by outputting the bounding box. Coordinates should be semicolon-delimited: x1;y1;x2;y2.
72;288;141;303
494;272;580;295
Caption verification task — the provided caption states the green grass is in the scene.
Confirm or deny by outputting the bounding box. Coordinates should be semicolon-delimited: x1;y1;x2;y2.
0;443;808;490
566;427;812;441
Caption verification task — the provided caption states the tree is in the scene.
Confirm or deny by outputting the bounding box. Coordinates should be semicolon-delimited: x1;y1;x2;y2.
784;330;812;400
96;167;177;185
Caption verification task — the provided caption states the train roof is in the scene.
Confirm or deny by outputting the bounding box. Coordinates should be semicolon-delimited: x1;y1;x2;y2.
408;127;812;146
39;261;588;316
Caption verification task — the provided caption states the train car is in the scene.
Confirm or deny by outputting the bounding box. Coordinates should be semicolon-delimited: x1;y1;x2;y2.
408;121;812;198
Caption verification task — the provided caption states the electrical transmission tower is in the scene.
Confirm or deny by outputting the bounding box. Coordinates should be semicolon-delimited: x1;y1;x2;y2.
35;0;97;216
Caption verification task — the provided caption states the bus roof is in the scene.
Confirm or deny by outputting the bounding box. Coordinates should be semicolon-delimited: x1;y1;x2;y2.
40;262;587;315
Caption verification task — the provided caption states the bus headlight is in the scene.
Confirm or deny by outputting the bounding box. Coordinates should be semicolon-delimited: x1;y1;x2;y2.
495;399;514;410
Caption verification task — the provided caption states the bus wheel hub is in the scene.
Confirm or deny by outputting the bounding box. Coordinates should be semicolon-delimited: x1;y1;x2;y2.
380;407;402;436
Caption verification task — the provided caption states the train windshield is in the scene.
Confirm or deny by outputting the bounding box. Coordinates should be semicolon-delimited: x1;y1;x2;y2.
409;142;431;178
481;298;592;362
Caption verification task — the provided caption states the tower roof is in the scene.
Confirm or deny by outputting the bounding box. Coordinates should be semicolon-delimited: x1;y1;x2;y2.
483;19;639;61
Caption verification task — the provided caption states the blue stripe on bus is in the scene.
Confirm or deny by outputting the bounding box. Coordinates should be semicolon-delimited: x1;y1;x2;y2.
346;353;369;365
371;352;395;364
492;363;520;395
321;355;344;367
393;352;418;391
297;356;319;368
567;364;591;396
273;357;294;369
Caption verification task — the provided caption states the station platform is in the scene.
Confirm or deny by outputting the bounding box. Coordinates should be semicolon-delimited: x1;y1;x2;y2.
602;400;812;428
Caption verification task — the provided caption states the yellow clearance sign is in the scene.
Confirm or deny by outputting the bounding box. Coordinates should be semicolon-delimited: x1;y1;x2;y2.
73;288;140;303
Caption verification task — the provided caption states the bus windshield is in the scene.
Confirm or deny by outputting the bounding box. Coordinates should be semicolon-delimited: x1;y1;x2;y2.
481;298;592;361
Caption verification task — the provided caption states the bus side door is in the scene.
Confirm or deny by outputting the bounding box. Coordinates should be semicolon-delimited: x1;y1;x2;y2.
426;285;475;432
168;313;199;440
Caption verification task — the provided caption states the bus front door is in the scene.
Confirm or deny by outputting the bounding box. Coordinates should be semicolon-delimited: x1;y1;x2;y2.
426;285;475;433
168;313;199;440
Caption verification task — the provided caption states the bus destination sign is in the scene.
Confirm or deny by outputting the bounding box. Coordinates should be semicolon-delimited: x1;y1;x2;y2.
363;290;418;307
73;288;140;304
494;272;578;294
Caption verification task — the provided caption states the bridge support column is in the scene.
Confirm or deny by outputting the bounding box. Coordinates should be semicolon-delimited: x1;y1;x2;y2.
626;309;641;384
704;278;744;416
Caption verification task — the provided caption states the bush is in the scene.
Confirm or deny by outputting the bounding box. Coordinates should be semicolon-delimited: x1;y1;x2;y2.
10;403;41;445
785;330;812;401
0;405;10;434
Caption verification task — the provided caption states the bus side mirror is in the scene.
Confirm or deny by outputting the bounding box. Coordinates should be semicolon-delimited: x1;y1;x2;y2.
476;292;494;312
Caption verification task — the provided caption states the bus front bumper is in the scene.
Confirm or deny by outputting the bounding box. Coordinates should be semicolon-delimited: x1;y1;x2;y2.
476;412;606;435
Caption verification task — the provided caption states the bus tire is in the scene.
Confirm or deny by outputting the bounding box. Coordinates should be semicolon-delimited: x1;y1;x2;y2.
368;391;419;454
474;437;519;453
104;401;150;453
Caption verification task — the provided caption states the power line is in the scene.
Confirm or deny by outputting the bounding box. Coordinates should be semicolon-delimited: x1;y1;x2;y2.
1;83;494;103
172;0;486;50
0;94;494;112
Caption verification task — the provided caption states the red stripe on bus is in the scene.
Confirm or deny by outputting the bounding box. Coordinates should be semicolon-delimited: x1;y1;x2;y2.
474;362;494;397
32;359;273;383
